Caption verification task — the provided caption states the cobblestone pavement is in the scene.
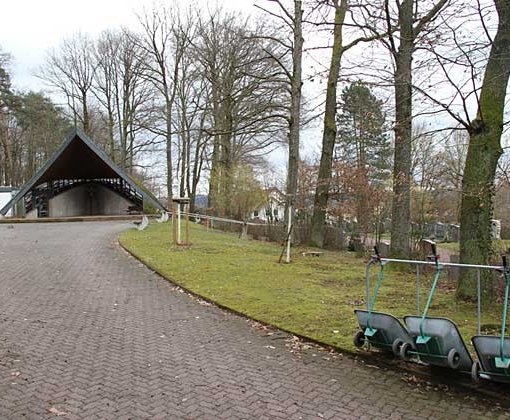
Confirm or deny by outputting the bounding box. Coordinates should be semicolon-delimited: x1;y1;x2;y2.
0;222;507;419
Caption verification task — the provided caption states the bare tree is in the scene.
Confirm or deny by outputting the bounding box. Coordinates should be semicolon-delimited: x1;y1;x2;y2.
287;1;303;216
308;0;390;247
0;49;14;185
173;50;211;206
378;0;449;257
138;6;192;204
256;0;303;223
194;9;290;215
402;0;510;299
458;0;510;299
39;33;96;135
310;0;347;247
92;29;155;172
93;30;121;159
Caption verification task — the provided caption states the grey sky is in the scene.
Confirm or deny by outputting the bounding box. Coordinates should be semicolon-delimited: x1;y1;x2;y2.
1;0;258;91
0;1;345;179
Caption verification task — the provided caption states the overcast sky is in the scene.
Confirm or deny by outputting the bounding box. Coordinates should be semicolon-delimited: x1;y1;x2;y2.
1;0;321;177
0;0;259;91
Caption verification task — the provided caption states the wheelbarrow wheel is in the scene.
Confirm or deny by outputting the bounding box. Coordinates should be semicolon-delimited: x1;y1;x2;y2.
392;338;404;356
447;348;461;369
400;342;412;361
471;360;481;382
353;330;365;348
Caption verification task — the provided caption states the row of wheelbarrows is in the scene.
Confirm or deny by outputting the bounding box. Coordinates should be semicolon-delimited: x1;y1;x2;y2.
354;243;510;384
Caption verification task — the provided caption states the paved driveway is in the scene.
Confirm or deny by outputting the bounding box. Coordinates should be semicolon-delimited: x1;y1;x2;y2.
0;222;505;419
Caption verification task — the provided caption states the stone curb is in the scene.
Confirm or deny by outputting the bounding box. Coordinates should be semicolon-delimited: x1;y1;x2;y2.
118;237;510;407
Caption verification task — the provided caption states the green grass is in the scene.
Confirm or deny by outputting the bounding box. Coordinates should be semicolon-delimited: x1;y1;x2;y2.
438;240;510;256
437;242;461;252
119;222;503;353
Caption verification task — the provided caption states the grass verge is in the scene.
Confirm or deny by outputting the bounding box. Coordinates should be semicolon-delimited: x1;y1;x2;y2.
438;240;510;255
119;222;502;353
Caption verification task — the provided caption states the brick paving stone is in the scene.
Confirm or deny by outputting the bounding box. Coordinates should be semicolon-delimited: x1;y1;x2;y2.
0;221;506;419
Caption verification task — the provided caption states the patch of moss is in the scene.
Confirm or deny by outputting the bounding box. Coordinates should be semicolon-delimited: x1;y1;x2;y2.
120;223;503;353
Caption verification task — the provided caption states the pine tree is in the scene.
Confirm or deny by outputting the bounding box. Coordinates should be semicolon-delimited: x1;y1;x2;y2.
336;81;391;182
335;81;391;234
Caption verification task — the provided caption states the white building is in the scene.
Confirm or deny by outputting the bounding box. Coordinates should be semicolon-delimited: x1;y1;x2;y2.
0;187;15;217
251;188;286;223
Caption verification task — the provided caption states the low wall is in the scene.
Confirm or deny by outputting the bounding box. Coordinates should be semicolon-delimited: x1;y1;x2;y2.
207;219;346;250
49;183;133;217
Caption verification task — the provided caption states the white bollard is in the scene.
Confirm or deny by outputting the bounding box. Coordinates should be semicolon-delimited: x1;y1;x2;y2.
138;215;149;231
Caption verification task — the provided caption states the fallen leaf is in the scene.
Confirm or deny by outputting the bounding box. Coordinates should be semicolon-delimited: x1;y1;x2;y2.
48;407;67;416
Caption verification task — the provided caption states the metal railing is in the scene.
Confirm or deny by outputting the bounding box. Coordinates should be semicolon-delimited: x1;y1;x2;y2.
365;255;504;336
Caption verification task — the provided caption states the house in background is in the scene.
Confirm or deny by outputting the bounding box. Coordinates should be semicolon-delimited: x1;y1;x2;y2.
250;188;286;223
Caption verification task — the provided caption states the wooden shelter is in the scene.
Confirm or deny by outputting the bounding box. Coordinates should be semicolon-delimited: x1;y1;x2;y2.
0;129;165;218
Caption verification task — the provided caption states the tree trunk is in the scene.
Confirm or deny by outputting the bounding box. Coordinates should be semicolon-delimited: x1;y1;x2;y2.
310;0;346;247
459;0;510;301
166;49;183;205
166;100;173;205
179;122;189;198
82;91;90;135
0;107;12;185
191;115;208;214
208;83;222;211
459;131;501;300
390;0;413;258
107;107;116;161
286;0;303;214
219;98;233;216
208;136;220;211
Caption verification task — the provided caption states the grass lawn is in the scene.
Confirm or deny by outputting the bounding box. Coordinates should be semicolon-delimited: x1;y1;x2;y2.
438;240;510;255
437;242;461;252
119;222;503;353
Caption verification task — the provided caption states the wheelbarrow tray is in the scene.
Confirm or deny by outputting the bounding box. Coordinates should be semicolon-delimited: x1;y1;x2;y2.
355;310;415;352
472;336;510;383
404;316;472;370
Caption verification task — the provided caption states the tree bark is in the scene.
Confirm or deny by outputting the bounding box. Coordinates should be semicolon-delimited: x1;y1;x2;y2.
82;91;90;135
310;0;347;247
286;0;303;214
166;99;174;204
208;81;221;210
107;108;115;161
0;106;13;186
459;0;510;300
389;0;413;258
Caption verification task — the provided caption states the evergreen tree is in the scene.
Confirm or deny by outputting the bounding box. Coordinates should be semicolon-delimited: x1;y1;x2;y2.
15;92;71;179
335;81;391;234
336;81;391;182
0;51;16;185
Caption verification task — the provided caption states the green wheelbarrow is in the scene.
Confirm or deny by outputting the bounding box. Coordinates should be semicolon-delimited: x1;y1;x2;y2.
355;310;416;355
400;243;474;371
354;247;415;356
472;256;510;383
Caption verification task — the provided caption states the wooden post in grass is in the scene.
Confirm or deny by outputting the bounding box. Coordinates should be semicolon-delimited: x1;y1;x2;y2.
172;197;191;246
185;201;190;245
286;204;292;263
241;221;248;239
172;202;178;245
177;202;181;244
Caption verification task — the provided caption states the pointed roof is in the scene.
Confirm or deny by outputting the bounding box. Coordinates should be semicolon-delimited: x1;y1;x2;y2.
0;128;166;215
